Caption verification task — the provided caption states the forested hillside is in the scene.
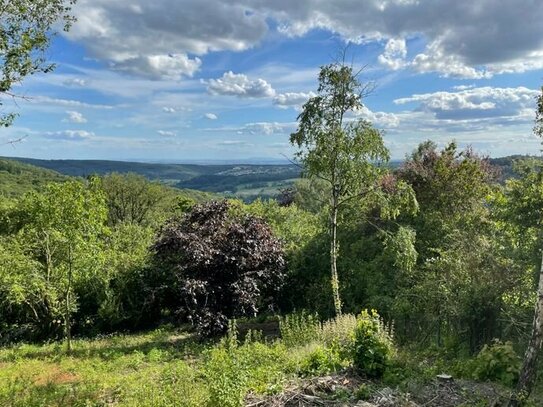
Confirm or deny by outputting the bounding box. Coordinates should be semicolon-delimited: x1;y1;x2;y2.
6;157;300;200
0;158;66;198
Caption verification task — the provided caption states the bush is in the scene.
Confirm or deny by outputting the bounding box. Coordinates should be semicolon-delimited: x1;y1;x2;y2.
153;200;286;337
353;309;394;378
471;340;520;386
279;311;320;347
203;323;290;407
299;343;344;376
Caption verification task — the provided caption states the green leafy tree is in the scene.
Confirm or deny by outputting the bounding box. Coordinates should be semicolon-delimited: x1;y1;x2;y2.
19;180;107;350
1;0;76;127
100;172;175;226
508;87;543;405
397;141;502;348
290;60;407;315
153;200;285;336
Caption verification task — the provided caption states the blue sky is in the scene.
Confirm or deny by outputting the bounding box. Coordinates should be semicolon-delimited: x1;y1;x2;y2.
1;0;543;162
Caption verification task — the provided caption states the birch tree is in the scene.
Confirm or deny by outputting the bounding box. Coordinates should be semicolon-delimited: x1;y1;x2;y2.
290;61;390;316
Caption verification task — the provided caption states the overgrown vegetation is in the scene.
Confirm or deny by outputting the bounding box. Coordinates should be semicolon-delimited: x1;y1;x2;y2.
2;66;543;406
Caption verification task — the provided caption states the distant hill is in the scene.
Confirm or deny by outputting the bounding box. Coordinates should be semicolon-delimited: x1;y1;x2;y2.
5;157;301;201
0;158;66;198
3;155;540;201
489;155;543;181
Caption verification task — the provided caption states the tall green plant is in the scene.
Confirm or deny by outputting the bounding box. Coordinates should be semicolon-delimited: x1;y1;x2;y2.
290;60;390;315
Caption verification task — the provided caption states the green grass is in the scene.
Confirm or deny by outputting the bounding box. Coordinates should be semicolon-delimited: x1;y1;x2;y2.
2;319;539;407
0;316;357;407
0;327;210;407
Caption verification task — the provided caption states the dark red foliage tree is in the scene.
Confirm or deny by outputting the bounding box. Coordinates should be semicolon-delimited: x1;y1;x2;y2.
153;200;285;336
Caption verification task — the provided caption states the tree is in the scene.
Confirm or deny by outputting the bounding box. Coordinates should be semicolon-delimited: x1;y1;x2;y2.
100;172;173;226
290;60;391;315
153;200;285;336
1;0;75;127
397;141;503;348
508;85;543;404
19;179;107;350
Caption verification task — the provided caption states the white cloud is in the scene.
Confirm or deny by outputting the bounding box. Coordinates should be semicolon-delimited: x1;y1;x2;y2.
206;71;276;98
273;91;316;109
394;86;538;119
162;107;177;113
43;130;95;141
260;0;543;78
354;106;401;128
157;130;177;137
63;78;88;87
204;112;218;120
217;140;253;147
112;54;201;80
31;96;114;109
240;121;294;135
62;1;543;80
66;0;268;79
378;38;407;70
63;111;88;124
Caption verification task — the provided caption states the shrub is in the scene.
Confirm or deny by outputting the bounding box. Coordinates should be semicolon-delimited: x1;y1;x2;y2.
353;309;394;378
153;200;285;337
203;323;290;407
299;343;344;376
471;340;520;386
279;311;320;347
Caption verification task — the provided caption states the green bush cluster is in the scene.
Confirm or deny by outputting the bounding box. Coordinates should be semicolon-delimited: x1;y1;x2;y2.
353;309;395;378
471;340;521;386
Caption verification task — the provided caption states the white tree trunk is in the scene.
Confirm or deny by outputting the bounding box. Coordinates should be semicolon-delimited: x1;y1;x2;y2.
509;249;543;406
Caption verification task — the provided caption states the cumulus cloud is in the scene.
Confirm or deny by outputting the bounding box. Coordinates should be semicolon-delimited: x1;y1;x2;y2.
378;38;407;70
260;0;543;78
394;86;538;119
66;0;268;79
207;71;276;98
354;106;401;128
63;1;543;79
43;130;95;141
157;130;177;137
162;107;177;113
273;91;316;109
63;111;88;124
204;112;218;120
112;54;201;80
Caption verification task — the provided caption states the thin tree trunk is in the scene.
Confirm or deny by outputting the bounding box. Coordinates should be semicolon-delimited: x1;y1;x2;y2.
330;203;342;316
508;249;543;406
65;245;73;352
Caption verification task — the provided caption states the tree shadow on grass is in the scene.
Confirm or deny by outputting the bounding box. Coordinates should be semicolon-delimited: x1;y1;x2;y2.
0;328;210;363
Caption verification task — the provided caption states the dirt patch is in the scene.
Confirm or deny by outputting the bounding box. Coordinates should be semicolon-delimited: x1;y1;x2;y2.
33;366;79;386
245;371;507;407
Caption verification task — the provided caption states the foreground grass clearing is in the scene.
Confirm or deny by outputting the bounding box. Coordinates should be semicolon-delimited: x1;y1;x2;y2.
0;327;211;407
2;315;540;407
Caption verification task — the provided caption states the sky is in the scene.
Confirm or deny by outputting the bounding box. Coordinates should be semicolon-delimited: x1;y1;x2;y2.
1;0;543;162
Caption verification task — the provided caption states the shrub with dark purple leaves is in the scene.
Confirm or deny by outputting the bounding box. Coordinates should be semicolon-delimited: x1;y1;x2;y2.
153;200;285;337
